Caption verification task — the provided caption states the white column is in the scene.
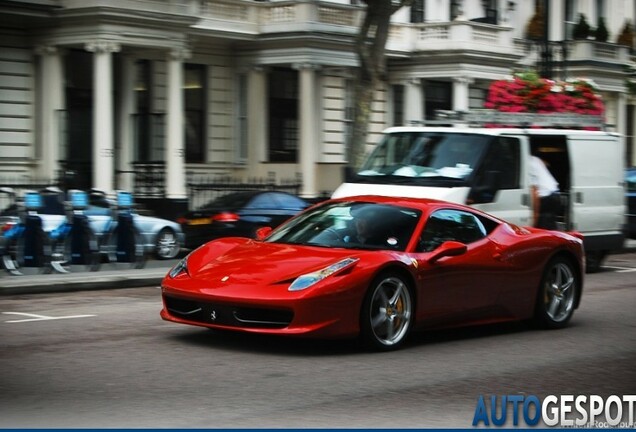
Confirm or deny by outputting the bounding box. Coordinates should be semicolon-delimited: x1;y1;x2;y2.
632;101;636;167
247;66;267;167
296;63;319;198
165;48;189;199
118;53;135;192
452;77;473;112
404;78;423;125
35;45;64;180
86;41;120;194
616;92;630;165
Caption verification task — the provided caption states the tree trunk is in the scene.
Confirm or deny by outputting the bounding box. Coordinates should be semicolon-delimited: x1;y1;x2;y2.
347;0;412;169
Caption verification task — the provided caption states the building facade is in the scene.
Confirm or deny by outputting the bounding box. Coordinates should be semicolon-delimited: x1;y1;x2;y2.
1;0;634;215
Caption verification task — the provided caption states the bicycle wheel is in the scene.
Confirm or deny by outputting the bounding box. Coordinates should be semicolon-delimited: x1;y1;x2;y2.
49;236;71;274
2;236;23;275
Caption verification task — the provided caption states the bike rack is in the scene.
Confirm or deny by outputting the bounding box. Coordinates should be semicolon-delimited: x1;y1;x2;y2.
113;190;146;269
67;189;100;271
1;190;49;276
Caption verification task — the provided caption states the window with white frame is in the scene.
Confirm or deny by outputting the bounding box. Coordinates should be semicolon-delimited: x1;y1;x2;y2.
469;87;487;110
344;78;355;155
392;84;404;126
596;0;605;19
184;63;206;163
236;73;248;163
410;0;425;23
564;0;576;39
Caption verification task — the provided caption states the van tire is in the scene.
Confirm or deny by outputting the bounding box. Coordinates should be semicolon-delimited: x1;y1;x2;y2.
585;250;606;273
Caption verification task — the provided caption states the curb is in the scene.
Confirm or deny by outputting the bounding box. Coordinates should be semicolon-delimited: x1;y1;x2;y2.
0;266;169;296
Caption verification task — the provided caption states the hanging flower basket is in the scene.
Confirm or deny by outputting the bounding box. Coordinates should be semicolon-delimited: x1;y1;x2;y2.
484;71;604;129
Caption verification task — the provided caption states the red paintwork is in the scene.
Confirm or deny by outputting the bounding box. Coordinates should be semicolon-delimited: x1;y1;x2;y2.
160;196;584;339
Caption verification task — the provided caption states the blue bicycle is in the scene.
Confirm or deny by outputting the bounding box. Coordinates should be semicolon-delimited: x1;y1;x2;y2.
47;189;101;272
1;189;53;275
1;188;101;274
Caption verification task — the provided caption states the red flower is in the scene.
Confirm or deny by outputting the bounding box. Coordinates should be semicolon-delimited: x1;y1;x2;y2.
484;72;604;127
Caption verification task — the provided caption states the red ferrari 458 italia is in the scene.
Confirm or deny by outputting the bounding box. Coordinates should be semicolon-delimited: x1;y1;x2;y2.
161;195;584;350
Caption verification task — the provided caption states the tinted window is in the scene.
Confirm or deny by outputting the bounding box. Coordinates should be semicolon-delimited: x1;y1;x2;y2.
479;137;520;190
418;209;487;252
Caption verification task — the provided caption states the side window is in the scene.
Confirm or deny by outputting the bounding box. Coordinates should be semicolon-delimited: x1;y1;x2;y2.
418;209;487;252
481;137;520;190
468;137;520;204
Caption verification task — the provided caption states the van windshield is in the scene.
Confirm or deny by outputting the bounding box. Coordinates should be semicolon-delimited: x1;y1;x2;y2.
353;132;492;186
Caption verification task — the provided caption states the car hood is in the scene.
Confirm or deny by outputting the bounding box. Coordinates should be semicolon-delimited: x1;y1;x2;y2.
186;238;364;287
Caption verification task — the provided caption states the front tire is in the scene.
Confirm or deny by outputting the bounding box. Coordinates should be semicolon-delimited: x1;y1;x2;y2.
360;272;413;351
533;256;579;329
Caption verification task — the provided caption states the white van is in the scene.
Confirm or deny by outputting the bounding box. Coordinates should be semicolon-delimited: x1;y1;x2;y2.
332;115;626;271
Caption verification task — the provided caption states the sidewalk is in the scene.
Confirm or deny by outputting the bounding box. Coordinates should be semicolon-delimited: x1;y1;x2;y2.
0;260;176;296
1;240;635;297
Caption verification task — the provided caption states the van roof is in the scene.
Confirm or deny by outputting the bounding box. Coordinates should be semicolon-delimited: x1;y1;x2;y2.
382;126;620;137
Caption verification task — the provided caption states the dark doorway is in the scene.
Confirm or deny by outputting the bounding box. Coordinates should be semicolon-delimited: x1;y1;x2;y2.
63;49;93;190
268;67;298;163
424;80;452;122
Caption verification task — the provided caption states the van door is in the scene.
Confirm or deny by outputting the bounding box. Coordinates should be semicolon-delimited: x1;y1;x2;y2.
568;133;625;252
470;135;532;226
528;134;571;230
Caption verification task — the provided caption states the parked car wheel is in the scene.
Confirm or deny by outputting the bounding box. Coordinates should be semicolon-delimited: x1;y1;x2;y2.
533;256;579;329
155;228;180;260
360;272;414;351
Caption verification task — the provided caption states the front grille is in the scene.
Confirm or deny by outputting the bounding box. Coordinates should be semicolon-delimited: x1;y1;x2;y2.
164;295;293;329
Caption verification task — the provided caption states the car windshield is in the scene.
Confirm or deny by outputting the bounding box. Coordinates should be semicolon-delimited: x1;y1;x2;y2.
266;201;421;251
354;131;491;185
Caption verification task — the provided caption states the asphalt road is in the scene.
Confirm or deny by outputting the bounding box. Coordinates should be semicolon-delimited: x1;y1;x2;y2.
1;253;635;428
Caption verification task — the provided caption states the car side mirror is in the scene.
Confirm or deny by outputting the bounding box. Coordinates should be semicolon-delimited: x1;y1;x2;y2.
255;226;272;240
428;241;467;263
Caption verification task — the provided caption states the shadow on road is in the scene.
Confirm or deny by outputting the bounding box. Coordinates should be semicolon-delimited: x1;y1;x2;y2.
164;319;550;356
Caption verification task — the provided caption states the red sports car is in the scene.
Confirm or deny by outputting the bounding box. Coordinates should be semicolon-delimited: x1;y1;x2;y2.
161;195;584;350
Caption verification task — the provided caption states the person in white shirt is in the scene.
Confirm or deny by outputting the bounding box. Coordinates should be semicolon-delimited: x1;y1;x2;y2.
529;154;561;230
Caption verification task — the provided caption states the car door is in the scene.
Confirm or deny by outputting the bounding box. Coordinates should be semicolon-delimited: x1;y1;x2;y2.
413;209;508;326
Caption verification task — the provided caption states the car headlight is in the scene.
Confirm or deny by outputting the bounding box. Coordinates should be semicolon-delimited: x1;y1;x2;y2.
168;255;190;278
289;257;358;292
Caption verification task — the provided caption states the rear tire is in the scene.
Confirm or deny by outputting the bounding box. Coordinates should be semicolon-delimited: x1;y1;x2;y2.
360;272;413;351
155;228;180;260
533;256;579;329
